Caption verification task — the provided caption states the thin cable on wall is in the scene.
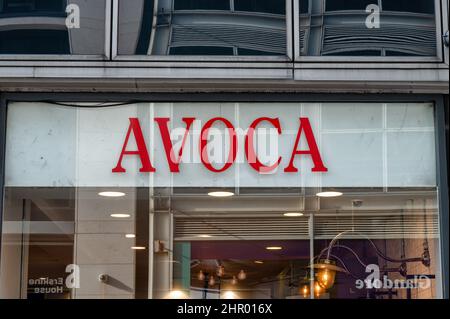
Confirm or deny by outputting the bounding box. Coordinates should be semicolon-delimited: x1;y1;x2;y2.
40;101;139;108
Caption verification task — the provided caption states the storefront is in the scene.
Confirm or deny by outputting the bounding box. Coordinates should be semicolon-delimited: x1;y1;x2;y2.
0;94;448;299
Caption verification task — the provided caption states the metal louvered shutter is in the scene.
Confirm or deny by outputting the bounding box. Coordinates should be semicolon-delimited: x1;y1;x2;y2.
174;213;438;241
174;217;310;241
314;214;439;240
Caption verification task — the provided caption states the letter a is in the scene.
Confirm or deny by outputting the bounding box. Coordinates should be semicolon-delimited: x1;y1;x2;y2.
284;118;327;173
112;118;155;173
365;4;380;29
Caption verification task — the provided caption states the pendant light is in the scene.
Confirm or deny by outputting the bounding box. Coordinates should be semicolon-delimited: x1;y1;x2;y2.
300;284;309;298
316;259;337;290
208;276;216;286
217;265;225;277
237;270;246;280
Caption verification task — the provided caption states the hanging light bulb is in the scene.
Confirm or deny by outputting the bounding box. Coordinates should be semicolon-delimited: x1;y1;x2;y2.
300;284;310;298
231;276;238;285
198;270;205;281
317;268;335;290
314;281;323;297
217;265;225;277
316;259;337;290
237;270;246;281
208;276;216;286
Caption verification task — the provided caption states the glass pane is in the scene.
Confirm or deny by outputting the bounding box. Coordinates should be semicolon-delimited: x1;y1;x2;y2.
313;191;440;298
382;0;435;14
326;0;377;11
1;0;65;14
174;0;230;10
234;0;285;15
299;0;309;14
0;30;70;54
170;46;234;55
299;0;437;57
0;102;442;299
0;0;107;55
117;0;287;56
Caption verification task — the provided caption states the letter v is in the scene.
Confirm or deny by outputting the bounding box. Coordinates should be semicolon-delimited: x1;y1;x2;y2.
155;117;195;172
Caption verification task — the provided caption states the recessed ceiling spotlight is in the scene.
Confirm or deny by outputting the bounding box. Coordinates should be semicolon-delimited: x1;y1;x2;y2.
316;191;343;198
110;213;131;218
197;234;213;238
98;191;126;197
266;246;283;251
283;212;304;217
131;246;146;250
207;191;235;198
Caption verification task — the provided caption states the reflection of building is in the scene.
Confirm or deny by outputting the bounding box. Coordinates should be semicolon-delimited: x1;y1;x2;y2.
0;0;106;54
119;0;287;55
300;0;437;56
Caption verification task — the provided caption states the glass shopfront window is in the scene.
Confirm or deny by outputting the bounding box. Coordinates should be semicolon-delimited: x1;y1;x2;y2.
0;101;444;299
299;0;438;57
117;0;287;56
0;0;107;55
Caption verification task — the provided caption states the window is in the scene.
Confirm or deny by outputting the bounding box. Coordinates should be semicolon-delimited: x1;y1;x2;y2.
238;47;284;56
299;0;309;14
382;0;434;14
0;29;69;54
326;0;377;11
322;49;381;56
174;0;230;11
0;0;107;56
117;0;287;56
170;46;234;55
0;101;444;299
299;0;437;57
234;0;285;15
0;0;65;16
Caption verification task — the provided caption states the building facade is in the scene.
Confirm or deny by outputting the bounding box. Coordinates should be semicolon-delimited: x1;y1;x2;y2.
0;0;448;299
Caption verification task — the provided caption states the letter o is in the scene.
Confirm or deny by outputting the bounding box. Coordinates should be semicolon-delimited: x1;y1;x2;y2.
200;117;237;172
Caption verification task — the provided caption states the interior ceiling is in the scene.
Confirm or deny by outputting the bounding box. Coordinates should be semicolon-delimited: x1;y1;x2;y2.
3;187;438;242
190;259;302;288
188;241;311;287
5;187;438;219
190;240;310;260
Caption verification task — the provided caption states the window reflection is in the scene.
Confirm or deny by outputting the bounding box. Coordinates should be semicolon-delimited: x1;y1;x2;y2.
174;0;230;11
300;0;437;56
0;0;66;15
0;0;106;55
0;29;70;54
118;0;287;56
326;0;377;11
0;102;442;299
0;187;440;299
